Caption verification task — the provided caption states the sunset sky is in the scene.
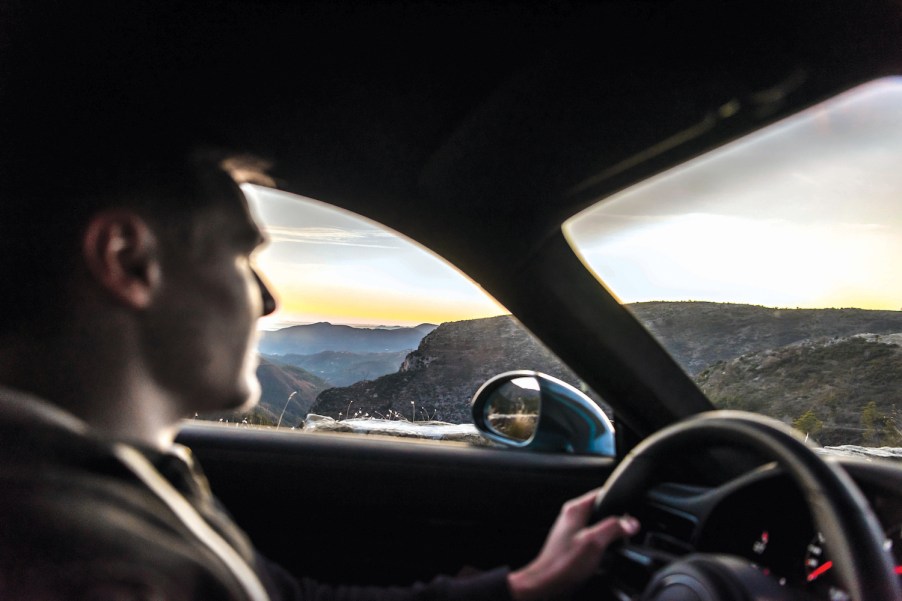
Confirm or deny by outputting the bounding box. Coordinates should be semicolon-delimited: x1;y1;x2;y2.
248;77;902;330
245;186;506;329
566;77;902;311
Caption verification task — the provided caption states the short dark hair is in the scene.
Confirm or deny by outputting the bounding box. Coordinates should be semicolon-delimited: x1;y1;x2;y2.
0;2;280;335
0;105;267;334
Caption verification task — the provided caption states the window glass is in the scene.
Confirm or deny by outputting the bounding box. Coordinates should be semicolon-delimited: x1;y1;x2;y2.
564;78;902;448
198;186;607;443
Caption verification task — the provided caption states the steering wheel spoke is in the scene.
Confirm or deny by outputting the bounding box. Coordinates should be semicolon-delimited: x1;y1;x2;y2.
601;543;681;599
593;411;900;601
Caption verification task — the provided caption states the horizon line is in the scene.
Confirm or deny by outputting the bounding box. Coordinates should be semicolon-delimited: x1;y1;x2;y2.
258;301;902;332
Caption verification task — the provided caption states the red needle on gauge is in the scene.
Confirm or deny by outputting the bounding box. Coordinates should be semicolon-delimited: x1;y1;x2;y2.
807;561;833;582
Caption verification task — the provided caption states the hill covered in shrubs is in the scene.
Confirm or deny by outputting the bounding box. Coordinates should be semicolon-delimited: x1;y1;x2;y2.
217;302;902;446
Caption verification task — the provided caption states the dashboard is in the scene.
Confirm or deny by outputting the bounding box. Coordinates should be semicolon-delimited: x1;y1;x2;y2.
605;455;902;600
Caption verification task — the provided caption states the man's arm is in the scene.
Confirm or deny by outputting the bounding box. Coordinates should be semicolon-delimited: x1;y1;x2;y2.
258;488;638;601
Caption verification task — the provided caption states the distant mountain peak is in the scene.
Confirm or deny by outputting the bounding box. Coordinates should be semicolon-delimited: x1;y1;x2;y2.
259;321;438;356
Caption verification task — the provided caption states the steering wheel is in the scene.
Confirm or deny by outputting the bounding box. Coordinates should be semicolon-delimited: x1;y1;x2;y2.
594;411;901;601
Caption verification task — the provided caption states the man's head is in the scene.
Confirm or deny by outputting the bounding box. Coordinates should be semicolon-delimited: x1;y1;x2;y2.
141;180;277;415
0;118;277;416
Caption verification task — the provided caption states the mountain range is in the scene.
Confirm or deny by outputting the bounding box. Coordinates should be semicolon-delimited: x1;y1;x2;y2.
224;302;902;445
258;322;437;355
263;350;410;387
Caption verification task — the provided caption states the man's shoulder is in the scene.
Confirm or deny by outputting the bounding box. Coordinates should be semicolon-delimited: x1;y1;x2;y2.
0;451;248;600
0;395;247;600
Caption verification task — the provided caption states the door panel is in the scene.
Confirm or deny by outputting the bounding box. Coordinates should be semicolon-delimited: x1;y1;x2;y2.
177;423;616;586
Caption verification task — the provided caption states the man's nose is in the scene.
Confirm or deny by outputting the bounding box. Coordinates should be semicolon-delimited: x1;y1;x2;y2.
253;270;278;316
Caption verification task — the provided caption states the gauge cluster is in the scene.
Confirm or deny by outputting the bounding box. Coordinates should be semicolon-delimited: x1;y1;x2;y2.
696;473;814;587
615;457;902;600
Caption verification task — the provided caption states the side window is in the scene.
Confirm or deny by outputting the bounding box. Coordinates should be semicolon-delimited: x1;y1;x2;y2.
197;186;604;444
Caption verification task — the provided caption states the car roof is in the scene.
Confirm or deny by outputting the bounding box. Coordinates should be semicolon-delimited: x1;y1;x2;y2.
6;0;901;436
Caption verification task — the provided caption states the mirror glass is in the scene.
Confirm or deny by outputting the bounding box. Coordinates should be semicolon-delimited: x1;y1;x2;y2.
484;377;541;441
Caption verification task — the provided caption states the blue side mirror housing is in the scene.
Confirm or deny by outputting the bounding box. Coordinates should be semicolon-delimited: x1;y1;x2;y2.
471;371;615;456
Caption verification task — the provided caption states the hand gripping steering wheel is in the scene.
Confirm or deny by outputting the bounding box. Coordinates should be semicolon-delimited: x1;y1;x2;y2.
594;411;901;601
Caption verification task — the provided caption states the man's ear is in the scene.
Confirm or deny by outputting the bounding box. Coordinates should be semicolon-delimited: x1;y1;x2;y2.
81;210;162;309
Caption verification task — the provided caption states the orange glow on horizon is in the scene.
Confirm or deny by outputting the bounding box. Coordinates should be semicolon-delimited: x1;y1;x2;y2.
258;284;509;328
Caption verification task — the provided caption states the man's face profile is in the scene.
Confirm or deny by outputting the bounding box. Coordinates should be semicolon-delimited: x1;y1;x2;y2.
142;182;276;417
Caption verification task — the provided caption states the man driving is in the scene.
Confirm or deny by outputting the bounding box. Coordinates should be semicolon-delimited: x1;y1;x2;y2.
0;117;637;600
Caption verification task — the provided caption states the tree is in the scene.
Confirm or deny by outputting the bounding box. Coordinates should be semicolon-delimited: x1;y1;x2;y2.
880;416;902;447
793;410;823;437
861;400;879;444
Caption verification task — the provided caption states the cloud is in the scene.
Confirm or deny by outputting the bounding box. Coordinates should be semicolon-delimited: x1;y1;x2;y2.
262;226;399;249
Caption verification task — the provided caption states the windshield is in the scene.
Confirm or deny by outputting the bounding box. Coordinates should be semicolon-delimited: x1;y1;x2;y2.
564;78;902;449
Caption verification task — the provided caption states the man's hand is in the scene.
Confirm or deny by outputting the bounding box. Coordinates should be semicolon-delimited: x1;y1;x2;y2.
507;489;640;601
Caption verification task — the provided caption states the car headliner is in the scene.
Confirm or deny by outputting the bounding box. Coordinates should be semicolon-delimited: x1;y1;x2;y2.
5;0;901;438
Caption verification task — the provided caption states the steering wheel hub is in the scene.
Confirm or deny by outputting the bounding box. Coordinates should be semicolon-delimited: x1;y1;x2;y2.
641;554;787;601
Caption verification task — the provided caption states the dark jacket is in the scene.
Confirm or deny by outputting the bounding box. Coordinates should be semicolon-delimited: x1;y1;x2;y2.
0;388;512;601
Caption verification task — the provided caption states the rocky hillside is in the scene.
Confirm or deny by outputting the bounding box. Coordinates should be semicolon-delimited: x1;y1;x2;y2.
204;302;902;441
631;302;902;375
306;303;902;444
255;358;331;424
697;333;902;446
634;303;902;446
309;316;604;424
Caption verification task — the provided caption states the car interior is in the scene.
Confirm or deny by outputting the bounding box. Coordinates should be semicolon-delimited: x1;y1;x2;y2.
7;1;902;599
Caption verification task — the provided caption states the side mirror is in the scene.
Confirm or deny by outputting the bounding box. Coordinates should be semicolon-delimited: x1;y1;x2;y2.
471;371;615;456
